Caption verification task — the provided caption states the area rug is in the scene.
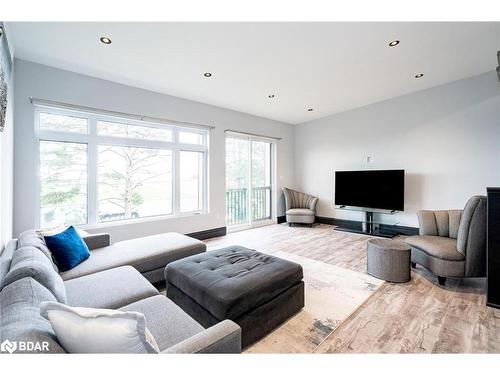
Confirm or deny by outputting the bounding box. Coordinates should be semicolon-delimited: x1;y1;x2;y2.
245;251;385;353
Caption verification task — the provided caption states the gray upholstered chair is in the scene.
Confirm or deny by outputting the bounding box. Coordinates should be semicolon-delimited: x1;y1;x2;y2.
282;187;318;227
404;196;486;286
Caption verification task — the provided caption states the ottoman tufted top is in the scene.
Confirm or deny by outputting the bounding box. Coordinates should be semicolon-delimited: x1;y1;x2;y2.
165;246;303;320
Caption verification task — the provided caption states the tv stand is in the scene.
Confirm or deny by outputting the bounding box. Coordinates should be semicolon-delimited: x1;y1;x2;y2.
334;211;397;238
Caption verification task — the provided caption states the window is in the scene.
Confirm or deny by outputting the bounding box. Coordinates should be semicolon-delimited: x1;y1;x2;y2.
39;141;88;228
180;151;204;212
98;146;173;222
179;131;204;145
97;120;173;142
36;107;208;229
40;112;88;133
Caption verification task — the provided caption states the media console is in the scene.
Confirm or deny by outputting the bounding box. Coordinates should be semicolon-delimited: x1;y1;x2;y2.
334;210;398;238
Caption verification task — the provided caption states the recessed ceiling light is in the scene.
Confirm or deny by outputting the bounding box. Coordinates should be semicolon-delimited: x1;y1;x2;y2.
415;73;424;79
204;72;212;77
100;37;112;45
307;108;314;112
389;40;400;47
268;94;275;98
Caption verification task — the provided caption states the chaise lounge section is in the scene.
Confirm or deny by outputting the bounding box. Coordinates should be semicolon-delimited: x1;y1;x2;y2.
13;229;207;283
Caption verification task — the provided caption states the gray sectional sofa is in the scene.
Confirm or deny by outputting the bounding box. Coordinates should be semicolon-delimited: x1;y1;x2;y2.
0;230;242;354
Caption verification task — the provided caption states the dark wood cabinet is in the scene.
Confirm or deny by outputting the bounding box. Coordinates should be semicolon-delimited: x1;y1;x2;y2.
487;187;500;309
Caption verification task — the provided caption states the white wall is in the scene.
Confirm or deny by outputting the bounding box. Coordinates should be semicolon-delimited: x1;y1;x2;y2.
294;71;500;227
13;59;295;241
0;25;15;250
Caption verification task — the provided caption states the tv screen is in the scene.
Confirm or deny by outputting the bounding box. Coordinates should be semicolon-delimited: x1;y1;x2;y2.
335;169;405;211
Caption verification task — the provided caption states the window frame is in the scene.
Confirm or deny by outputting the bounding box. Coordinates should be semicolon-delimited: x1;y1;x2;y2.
34;104;209;229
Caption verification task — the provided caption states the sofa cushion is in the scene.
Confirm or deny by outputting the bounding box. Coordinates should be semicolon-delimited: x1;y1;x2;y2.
40;302;159;353
119;295;204;351
18;230;58;272
286;208;315;216
59;232;206;281
2;246;67;303
405;235;465;261
165;246;304;320
44;226;90;272
64;266;159;309
0;277;65;353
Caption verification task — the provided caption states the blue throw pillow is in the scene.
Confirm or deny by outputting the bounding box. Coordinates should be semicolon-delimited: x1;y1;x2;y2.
44;226;90;272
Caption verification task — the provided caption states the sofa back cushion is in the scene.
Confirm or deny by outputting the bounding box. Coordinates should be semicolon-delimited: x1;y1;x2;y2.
0;239;17;287
0;277;66;353
417;210;462;238
1;246;67;303
18;230;59;272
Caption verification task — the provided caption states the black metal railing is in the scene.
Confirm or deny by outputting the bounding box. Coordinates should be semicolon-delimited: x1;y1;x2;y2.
226;187;271;226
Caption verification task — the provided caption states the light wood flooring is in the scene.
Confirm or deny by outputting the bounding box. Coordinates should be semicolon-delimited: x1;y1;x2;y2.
205;223;500;353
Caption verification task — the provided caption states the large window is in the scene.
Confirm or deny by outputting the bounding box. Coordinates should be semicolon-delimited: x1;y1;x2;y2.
36;106;208;229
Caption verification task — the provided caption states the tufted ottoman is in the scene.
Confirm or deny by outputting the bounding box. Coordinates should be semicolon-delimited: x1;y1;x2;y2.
165;245;304;347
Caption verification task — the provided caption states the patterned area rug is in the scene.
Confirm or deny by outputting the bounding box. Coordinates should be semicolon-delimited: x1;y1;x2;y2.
244;251;385;353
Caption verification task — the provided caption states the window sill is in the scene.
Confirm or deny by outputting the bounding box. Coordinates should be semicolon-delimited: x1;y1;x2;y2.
77;211;209;231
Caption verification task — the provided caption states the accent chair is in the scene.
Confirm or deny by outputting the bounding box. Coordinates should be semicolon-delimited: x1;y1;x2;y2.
404;195;486;286
282;187;318;227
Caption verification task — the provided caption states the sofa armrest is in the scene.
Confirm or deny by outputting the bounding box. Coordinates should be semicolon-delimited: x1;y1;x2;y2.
82;233;111;250
161;320;241;354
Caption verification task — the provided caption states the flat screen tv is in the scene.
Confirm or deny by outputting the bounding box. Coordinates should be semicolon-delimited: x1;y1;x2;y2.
335;169;405;211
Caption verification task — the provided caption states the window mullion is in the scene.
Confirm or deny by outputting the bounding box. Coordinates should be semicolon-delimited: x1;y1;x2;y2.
173;130;181;215
87;116;98;225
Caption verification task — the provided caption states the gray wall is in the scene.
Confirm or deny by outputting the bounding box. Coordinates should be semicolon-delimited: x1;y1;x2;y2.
294;71;500;227
0;26;14;250
13;59;295;240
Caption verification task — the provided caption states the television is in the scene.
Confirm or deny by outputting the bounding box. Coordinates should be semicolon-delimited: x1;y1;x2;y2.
335;169;405;212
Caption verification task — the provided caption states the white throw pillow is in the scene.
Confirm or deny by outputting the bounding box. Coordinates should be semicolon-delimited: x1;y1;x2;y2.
40;301;160;353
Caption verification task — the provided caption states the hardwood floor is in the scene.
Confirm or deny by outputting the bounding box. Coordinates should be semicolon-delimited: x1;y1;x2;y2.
205;223;500;353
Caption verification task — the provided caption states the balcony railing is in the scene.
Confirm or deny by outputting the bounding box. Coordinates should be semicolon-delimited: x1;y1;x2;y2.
226;187;271;226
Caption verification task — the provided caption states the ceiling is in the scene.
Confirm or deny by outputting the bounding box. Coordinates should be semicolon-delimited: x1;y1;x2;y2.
8;22;500;124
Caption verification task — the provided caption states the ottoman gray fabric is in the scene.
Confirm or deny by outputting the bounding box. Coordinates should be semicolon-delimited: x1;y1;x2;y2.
367;239;411;283
165;246;304;347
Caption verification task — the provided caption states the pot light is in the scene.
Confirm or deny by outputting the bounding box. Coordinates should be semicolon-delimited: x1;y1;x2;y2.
204;72;212;77
307;108;314;112
100;37;112;45
415;73;424;79
389;40;400;47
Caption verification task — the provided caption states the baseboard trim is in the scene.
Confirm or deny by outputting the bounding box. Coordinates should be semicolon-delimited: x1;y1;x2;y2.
277;215;287;224
186;226;227;240
315;216;418;236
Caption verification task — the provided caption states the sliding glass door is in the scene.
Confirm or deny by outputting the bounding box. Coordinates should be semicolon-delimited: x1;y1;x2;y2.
226;134;274;228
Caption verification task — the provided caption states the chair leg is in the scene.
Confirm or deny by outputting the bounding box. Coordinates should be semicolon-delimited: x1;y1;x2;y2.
411;262;416;269
437;276;446;286
289;223;292;227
